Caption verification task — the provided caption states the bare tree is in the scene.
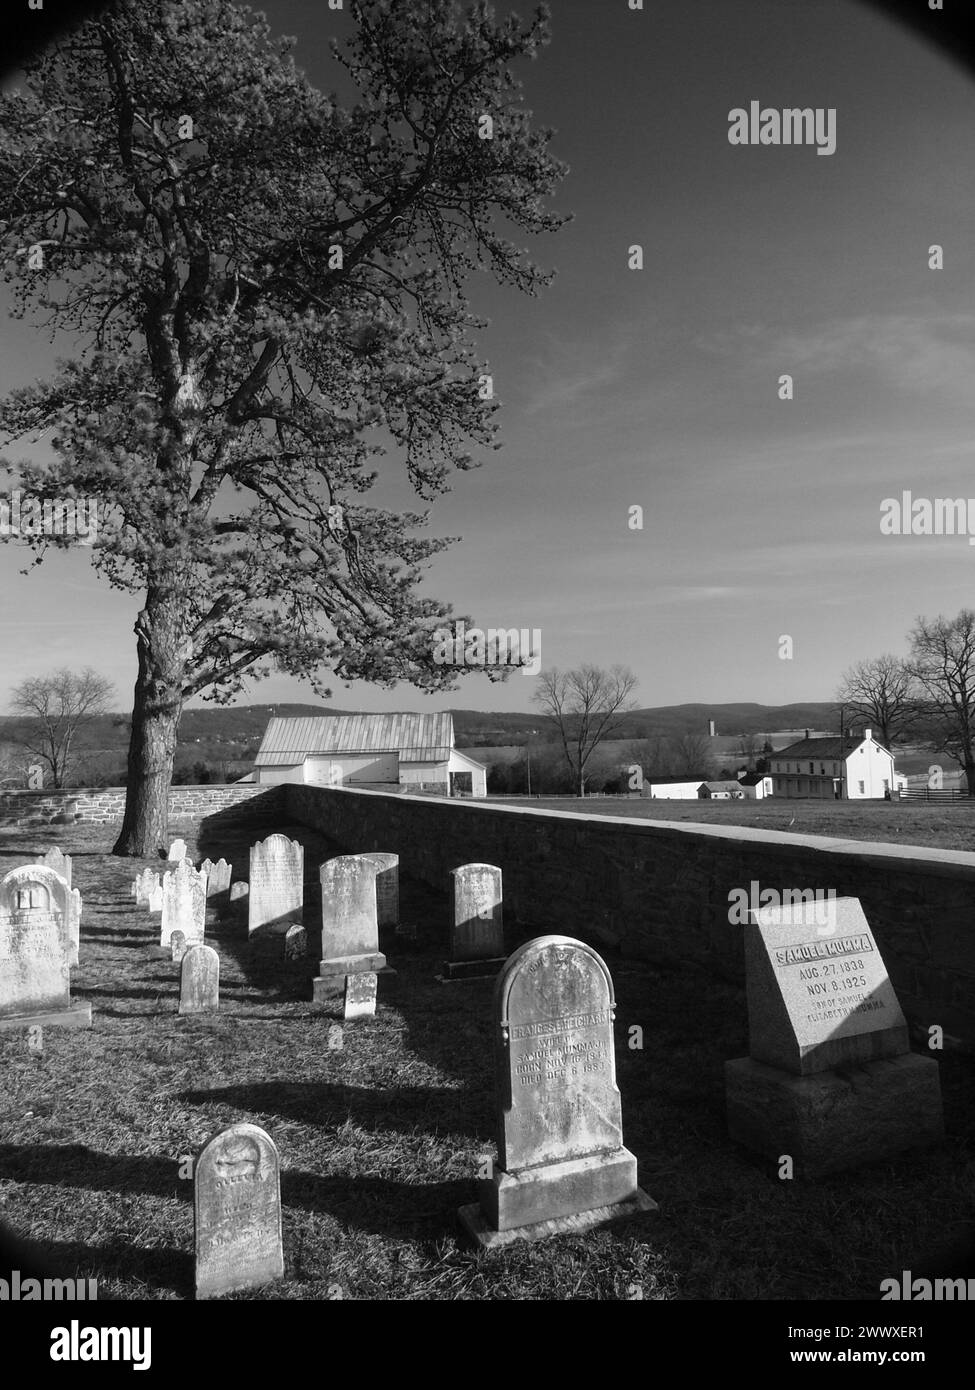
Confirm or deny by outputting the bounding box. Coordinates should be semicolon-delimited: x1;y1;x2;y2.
906;612;975;795
670;732;717;780
735;730;761;767
836;654;919;748
532;665;639;796
9;669;115;788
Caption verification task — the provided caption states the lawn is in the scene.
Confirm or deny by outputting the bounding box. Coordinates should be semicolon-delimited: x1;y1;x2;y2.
1;818;973;1300
486;797;975;853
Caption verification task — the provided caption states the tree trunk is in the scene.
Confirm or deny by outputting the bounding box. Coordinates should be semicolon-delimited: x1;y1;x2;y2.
113;589;191;856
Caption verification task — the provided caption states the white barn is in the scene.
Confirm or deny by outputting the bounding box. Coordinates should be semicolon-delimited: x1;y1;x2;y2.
253;713;487;798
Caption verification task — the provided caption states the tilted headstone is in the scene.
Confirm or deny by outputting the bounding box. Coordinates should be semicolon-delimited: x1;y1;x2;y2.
37;848;72;888
443;863;506;980
200;858;232;903
248;835;303;937
458;935;655;1246
0;872;91;1031
168;839;188;862
0;865;80;967
194;1122;283;1299
726;898;943;1176
344;972;378;1020
360;853;399;927
179;944;220;1015
313;856;388;1003
160;859;207;952
170;930;188;964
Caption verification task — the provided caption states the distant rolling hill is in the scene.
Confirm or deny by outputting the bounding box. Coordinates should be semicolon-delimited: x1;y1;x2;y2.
0;700;847;783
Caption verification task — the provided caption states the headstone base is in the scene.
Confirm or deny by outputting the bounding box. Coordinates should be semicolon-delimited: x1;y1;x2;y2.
313;958;394;1004
0;1002;92;1032
456;1150;653;1251
725;1053;944;1177
440;957;507;982
471;1147;652;1235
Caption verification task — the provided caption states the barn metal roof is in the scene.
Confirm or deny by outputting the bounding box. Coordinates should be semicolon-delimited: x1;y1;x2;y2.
254;713;455;766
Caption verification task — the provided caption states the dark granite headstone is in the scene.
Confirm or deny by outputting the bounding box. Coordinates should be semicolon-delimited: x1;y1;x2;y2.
726;897;944;1176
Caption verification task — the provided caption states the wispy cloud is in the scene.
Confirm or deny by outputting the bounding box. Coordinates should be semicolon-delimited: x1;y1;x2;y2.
698;312;975;398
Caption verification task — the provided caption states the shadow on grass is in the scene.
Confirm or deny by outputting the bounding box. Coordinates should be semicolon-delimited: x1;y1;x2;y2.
179;1080;492;1144
0;1220;190;1296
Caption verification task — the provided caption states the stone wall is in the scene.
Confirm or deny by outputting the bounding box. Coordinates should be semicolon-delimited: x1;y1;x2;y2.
286;783;975;1049
0;783;281;828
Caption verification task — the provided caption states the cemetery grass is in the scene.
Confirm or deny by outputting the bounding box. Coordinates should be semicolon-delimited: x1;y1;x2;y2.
1;822;974;1301
489;797;975;853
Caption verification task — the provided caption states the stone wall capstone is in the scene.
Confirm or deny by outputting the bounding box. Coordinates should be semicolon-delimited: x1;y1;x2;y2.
284;783;975;1050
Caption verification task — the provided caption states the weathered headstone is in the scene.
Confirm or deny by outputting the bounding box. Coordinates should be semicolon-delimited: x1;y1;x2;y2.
725;898;944;1176
360;853;399;928
248;835;303;938
458;935;655;1247
200;858;232;903
179;944;220;1015
194;1122;283;1298
284;924;307;960
0;871;91;1031
443;863;506;981
313;856;389;1003
136;868;160;908
0;865;80;967
170;930;188;964
147;876;164;913
159;859;207;953
168;838;188;862
344;971;378;1020
37;847;72;888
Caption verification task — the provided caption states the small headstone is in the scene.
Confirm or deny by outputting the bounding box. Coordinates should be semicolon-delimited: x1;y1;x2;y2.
136;869;161;908
313;856;389;1003
168;839;188;862
443;863;506;981
726;897;944;1176
200;858;232;903
170;930;188;964
248;835;303;937
179;944;220;1015
360;853;399;927
147;878;164;913
0;871;91;1032
458;935;655;1247
284;924;307;960
194;1122;283;1298
344;971;377;1020
160;859;207;952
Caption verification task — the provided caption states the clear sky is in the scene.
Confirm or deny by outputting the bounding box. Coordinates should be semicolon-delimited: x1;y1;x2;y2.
3;0;975;715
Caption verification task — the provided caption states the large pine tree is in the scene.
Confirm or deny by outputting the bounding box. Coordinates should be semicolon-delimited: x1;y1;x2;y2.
0;0;567;852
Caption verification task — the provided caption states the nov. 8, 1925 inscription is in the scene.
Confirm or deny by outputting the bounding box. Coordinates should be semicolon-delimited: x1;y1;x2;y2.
750;898;908;1073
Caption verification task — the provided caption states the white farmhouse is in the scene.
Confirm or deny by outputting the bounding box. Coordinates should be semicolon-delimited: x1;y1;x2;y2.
253;713;487;797
769;729;896;800
737;772;774;799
